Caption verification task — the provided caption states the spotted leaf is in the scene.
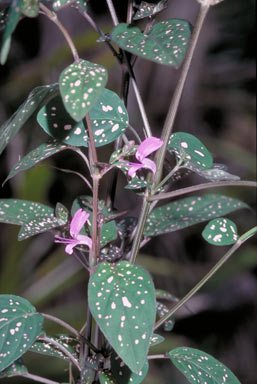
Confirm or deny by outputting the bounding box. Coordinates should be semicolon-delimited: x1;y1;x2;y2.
144;195;248;237
0;84;59;155
0;8;9;32
202;218;239;246
125;177;149;190
111;354;149;384
168;132;213;170
0;358;27;378
53;0;88;12
116;217;137;239
0;295;43;372
111;20;191;67
99;245;123;263
168;347;241;384
30;335;79;363
155;289;178;303
133;0;168;21
150;334;165;347
0;0;23;64
18;214;64;241
99;371;117;384
88;261;156;373
156;302;175;332
59;59;108;122
21;0;39;17
4;141;69;184
186;163;240;182
55;202;69;225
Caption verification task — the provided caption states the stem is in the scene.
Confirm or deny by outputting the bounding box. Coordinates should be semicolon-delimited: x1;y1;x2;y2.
38;336;81;371
154;226;257;331
154;4;210;185
20;372;60;384
39;4;79;62
106;0;119;26
153;158;184;193
148;180;257;202
148;354;169;360
41;313;80;337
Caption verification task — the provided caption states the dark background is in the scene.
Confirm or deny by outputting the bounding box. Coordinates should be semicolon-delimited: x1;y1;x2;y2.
0;0;256;383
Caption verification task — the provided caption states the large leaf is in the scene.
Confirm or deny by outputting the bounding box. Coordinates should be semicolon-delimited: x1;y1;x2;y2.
88;261;156;373
168;347;241;384
144;195;248;237
0;295;43;372
111;354;149;384
134;0;168;21
111;20;191;67
59;59;108;122
0;359;27;378
5;141;69;183
37;89;128;147
0;0;23;64
0;84;59;155
202;218;239;246
168;132;213;169
18;215;65;241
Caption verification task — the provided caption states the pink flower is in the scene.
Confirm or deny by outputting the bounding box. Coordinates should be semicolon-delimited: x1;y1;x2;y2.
55;208;92;255
127;137;163;178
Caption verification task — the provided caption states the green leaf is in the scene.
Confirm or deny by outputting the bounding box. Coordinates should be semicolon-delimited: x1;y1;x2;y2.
0;359;27;378
0;0;23;64
150;334;165;347
5;141;69;183
0;84;59;155
156;302;175;332
155;289;178;302
111;354;149;384
186;163;240;182
125;177;149;190
88;261;156;373
37;89;128;147
134;0;168;21
168;347;241;384
202;218;239;246
144;194;248;237
55;202;69;225
168;132;213;169
59;59;108;122
0;295;43;372
0;8;9;32
99;371;117;384
18;215;64;241
30;335;79;363
111;20;191;67
116;217;137;239
99;245;122;263
21;0;39;17
53;0;88;12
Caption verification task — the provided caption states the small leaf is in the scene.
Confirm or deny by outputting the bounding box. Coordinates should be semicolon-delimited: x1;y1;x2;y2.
168;347;241;384
21;0;39;17
0;84;59;155
111;354;149;384
99;371;117;384
88;261;156;373
155;289;178;302
53;0;88;12
202;218;239;246
0;0;23;64
125;177;149;190
59;59;108;122
55;202;69;225
168;132;213;169
134;0;168;21
0;295;43;372
5;141;69;183
111;20;191;67
144;194;248;237
0;8;9;32
0;359;27;378
30;335;80;363
156;302;175;332
116;217;137;239
99;245;122;263
150;334;165;347
187;163;240;182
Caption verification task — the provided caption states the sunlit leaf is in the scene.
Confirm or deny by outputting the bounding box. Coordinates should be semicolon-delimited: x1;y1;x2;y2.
0;295;43;372
144;194;248;237
88;261;156;373
0;84;59;155
168;347;241;384
111;354;149;384
202;218;239;246
134;0;168;21
59;59;108;122
111;20;191;67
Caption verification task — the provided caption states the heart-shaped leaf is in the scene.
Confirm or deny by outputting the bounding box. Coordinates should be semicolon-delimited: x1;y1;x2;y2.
88;261;156;373
0;0;23;64
59;59;108;122
144;194;248;237
0;84;59;155
21;0;39;17
111;355;149;384
0;295;43;372
150;334;165;347
202;218;239;246
134;0;168;21
168;132;213;169
168;347;241;384
0;359;27;378
111;20;191;67
53;0;88;12
5;141;69;183
156;302;175;332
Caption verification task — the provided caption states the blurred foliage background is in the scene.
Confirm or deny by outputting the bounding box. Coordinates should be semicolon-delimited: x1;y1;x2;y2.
0;0;256;383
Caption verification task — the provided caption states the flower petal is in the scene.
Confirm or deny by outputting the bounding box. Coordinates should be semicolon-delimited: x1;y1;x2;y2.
136;137;163;162
141;157;157;174
128;163;145;178
77;234;93;249
70;209;90;238
65;240;81;255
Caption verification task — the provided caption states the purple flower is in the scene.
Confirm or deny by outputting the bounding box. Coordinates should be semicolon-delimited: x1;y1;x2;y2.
127;137;163;178
55;208;92;255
